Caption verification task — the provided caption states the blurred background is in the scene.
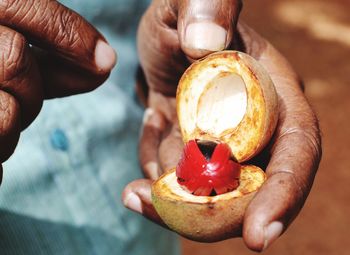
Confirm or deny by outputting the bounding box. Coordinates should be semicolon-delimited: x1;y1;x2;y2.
182;0;350;254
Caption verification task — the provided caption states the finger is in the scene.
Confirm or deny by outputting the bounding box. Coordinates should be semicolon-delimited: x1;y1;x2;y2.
40;59;109;98
0;0;116;75
32;47;109;98
139;108;167;180
0;165;2;186
135;67;149;108
177;0;242;59
158;123;183;171
0;90;21;162
243;93;321;252
137;2;186;96
241;28;321;251
243;127;321;251
0;26;43;128
122;179;166;227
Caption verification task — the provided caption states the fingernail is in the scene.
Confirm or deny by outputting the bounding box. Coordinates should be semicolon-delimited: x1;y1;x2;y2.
142;108;165;130
145;161;160;180
184;21;227;52
263;221;284;251
95;40;117;72
142;108;155;125
123;192;142;213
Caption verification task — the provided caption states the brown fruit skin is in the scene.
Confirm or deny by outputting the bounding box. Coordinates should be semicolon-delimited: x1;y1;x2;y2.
152;166;266;242
177;50;278;162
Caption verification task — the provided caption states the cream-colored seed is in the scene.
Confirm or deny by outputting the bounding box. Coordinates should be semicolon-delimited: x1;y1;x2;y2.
197;73;247;136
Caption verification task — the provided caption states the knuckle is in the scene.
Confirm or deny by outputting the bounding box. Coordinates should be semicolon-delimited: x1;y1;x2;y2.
0;92;20;162
0;91;19;133
0;30;29;81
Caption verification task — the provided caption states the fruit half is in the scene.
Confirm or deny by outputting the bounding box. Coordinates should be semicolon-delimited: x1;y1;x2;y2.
152;166;266;242
176;51;278;162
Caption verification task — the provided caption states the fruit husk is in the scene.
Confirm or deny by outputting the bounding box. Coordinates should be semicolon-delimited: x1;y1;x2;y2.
176;50;278;162
152;50;277;242
152;165;266;242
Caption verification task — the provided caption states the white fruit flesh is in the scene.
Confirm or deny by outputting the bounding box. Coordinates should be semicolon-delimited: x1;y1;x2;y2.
197;72;247;136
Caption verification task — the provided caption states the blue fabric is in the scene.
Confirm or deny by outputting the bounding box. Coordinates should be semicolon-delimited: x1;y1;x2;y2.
0;0;179;254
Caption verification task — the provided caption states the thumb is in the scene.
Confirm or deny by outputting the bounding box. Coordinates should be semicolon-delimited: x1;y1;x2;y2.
178;0;242;59
122;179;166;226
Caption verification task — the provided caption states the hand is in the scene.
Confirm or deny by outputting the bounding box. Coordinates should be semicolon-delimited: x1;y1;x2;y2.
0;0;117;182
122;0;321;252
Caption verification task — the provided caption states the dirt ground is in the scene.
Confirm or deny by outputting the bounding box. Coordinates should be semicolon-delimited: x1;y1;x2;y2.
182;0;350;254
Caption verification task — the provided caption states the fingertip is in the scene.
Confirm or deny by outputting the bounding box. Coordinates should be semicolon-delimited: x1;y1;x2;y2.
122;179;153;205
263;221;284;251
0;165;3;186
243;219;284;252
243;209;266;252
121;181;134;206
122;180;150;213
95;40;117;73
142;108;156;126
243;171;302;251
143;161;160;180
181;21;227;59
178;0;243;59
142;108;166;130
123;192;143;213
140;108;166;178
122;179;164;225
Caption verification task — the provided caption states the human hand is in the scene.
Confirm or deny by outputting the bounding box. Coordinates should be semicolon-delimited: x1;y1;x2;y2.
123;0;321;251
0;0;116;181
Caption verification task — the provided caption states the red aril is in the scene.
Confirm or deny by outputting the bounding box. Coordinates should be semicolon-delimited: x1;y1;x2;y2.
176;140;241;196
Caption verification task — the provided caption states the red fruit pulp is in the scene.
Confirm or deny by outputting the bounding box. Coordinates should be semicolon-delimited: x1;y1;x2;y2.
176;140;241;196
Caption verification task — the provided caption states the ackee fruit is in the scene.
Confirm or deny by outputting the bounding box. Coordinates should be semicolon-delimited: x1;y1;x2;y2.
152;50;278;242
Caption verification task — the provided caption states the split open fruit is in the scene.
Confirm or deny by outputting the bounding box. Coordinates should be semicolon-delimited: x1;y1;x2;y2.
151;51;278;242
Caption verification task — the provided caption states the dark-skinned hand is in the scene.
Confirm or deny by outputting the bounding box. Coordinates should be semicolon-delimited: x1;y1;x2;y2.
0;0;117;183
122;0;321;251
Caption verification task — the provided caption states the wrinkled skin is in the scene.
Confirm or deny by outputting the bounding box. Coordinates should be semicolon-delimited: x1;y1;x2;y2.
0;0;116;182
122;0;322;251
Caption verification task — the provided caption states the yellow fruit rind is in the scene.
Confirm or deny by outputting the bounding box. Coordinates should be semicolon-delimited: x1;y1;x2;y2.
176;51;278;162
152;165;266;242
